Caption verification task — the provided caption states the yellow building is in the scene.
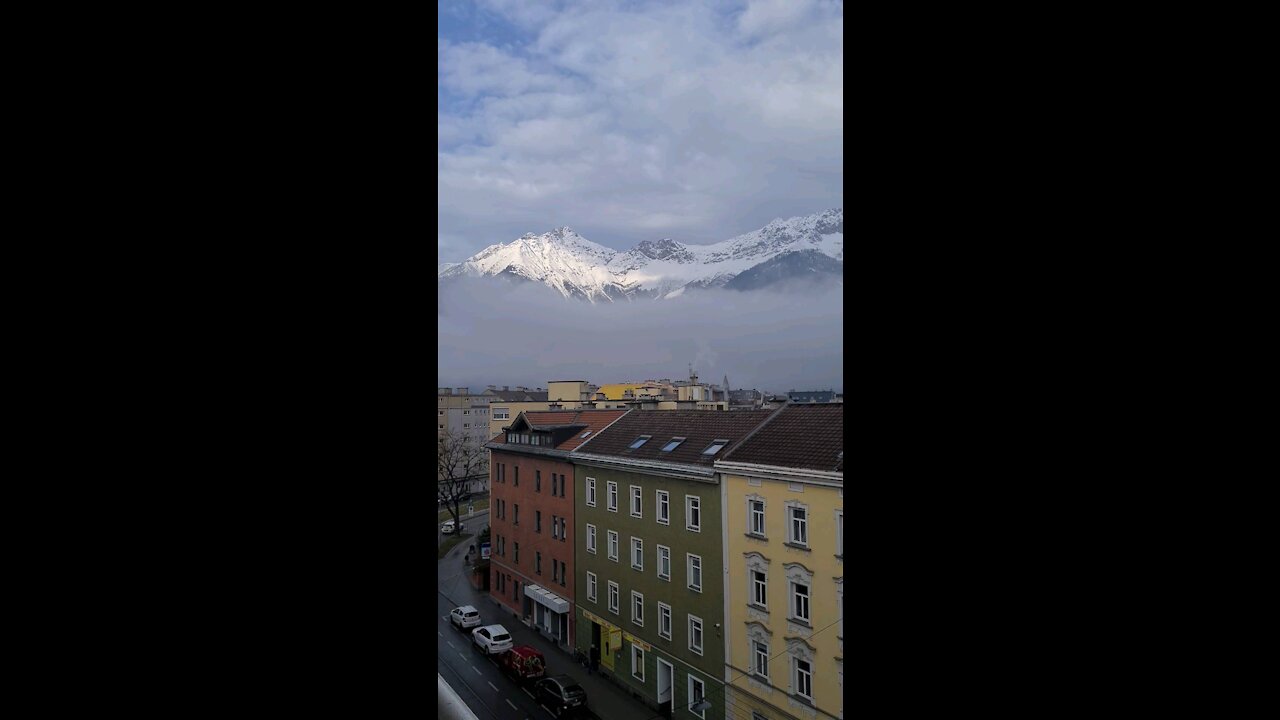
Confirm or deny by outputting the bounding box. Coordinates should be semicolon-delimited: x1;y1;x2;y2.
716;404;844;720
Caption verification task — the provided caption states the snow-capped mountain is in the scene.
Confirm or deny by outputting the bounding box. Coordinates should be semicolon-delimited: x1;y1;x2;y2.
438;208;843;301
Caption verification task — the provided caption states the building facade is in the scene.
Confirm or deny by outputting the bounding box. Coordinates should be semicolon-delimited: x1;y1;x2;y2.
486;409;629;653
571;410;776;720
716;405;844;720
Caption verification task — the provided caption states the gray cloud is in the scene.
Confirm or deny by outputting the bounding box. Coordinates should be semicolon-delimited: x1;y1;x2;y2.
439;0;843;263
438;278;843;394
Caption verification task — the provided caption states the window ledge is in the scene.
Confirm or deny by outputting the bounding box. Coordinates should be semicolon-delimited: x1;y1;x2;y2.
834;554;842;561
790;694;814;707
745;533;769;541
784;542;810;552
788;617;812;628
747;603;769;614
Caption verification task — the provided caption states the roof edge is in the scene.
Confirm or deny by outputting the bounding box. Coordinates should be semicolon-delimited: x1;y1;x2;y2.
713;459;843;484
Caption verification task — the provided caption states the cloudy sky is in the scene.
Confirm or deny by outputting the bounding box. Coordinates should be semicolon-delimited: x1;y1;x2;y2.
438;0;844;264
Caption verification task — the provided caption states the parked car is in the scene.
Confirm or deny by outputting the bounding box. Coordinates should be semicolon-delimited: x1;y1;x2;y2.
441;520;456;534
471;624;513;655
500;645;546;683
450;605;482;630
535;675;588;715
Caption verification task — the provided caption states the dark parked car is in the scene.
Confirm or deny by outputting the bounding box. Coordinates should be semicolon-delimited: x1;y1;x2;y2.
535;675;587;715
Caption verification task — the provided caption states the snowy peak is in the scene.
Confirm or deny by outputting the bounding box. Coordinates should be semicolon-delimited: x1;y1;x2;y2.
439;208;842;301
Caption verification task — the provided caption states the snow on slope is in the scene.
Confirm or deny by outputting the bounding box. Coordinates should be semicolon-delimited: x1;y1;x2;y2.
439;209;843;301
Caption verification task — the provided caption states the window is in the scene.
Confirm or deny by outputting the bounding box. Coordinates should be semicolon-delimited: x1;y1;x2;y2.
536;552;542;575
686;496;700;531
560;474;567;498
791;582;810;622
753;713;768;720
608;581;619;614
657;490;669;524
552;558;558;582
687;554;702;592
631;643;645;681
514;542;519;563
552;474;557;496
536;511;542;533
514;466;519;486
752;570;767;607
587;572;597;602
749;499;765;536
608;530;619;561
607;481;618;512
629;435;651;449
630;485;642;517
753;639;769;679
580;430;591;439
688;614;704;654
552;514;559;539
658;602;672;639
631;537;643;570
559;516;567;541
788;505;808;546
702;439;728;456
587;478;597;507
660;437;685;452
494;408;509;420
438;424;444;429
560;561;567;586
657;545;671;580
514;504;519;525
536;470;541;492
794;658;812;700
631;591;644;626
438;410;444;415
687;675;706;718
835;510;843;557
463;410;470;414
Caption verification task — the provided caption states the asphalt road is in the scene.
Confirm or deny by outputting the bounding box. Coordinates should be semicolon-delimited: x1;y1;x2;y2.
438;548;584;720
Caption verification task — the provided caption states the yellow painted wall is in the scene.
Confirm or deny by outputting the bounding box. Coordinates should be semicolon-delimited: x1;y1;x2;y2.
724;471;843;720
597;383;647;400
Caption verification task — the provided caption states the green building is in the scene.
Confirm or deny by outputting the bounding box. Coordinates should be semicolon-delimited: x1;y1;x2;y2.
571;410;775;720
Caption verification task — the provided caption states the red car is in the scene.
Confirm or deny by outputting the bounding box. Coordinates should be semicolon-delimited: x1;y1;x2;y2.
501;645;546;683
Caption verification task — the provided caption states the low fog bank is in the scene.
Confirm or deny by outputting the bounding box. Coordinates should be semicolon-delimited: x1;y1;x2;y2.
438;279;843;394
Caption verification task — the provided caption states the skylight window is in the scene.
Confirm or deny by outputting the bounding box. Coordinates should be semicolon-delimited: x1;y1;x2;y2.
581;431;592;439
629;435;651;449
702;440;729;456
661;437;686;452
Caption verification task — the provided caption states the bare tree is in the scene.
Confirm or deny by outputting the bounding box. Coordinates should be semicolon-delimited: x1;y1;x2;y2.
438;428;489;534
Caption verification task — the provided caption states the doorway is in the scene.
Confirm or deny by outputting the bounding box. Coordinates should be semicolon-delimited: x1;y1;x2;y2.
657;658;673;718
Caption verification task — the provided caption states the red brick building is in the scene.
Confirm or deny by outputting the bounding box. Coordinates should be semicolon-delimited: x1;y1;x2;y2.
486;409;629;652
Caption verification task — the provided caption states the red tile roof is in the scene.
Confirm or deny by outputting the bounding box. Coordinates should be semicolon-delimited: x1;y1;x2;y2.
491;409;631;451
720;404;843;473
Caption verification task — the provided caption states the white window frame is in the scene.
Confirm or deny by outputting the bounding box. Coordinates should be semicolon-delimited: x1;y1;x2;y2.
687;675;706;718
586;478;597;507
658;602;672;640
685;495;701;532
632;643;645;681
835;509;843;557
787;502;809;546
630;485;642;517
752;639;769;680
587;524;597;554
790;581;810;623
793;657;813;701
608;481;618;512
587;571;598;602
749;498;766;537
752;569;767;608
657;490;670;525
657;544;671;581
608;530;619;562
493;408;510;420
631;536;644;571
687;553;702;592
608;581;619;614
631;590;644;626
688;614;703;655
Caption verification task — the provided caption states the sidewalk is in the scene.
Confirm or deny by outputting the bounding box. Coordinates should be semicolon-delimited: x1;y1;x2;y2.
442;543;656;720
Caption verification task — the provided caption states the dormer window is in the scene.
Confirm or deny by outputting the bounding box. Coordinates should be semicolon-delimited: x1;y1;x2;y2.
702;439;729;456
660;437;686;453
629;435;651;449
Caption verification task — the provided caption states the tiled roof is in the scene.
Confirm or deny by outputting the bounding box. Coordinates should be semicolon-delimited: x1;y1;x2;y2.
720;404;843;473
523;410;631;451
575;410;776;466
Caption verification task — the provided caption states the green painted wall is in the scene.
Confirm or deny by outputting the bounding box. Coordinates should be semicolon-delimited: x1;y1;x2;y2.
574;463;725;720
